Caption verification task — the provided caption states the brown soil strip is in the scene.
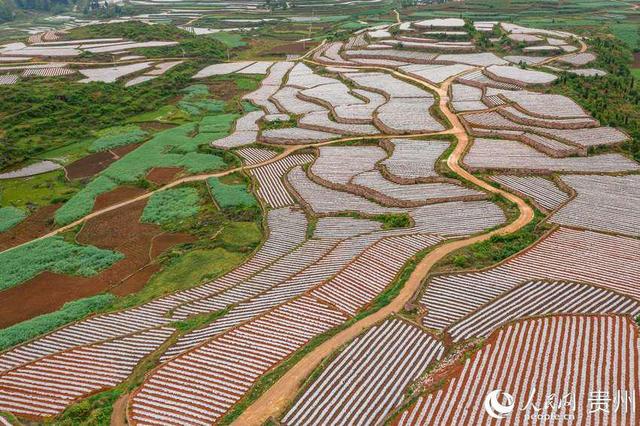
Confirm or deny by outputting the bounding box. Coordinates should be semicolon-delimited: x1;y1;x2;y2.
150;232;195;259
111;143;141;157
93;186;148;212
65;143;140;180
138;122;175;132
110;393;129;426
0;200;192;327
110;264;161;297
0;204;59;251
208;81;242;101
267;41;320;55
65;151;118;180
145;167;183;186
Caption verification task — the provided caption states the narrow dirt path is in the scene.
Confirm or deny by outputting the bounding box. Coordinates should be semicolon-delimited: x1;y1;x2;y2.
231;74;534;426
0;146;294;254
110;393;129;426
0;128;448;256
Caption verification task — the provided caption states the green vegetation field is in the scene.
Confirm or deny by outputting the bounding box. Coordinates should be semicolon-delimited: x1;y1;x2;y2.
0;236;123;291
207;175;257;209
141;187;201;225
0;206;26;232
0;171;80;209
54;85;240;226
89;126;148;153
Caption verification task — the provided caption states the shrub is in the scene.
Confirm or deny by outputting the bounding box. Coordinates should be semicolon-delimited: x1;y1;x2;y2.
0;294;116;352
141;187;200;225
0;206;26;232
0;236;124;290
374;213;412;229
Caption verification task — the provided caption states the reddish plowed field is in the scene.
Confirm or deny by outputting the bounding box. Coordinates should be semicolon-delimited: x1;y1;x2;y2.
0;204;58;251
208;81;242;101
92;186;147;212
145;167;183;186
0;200;192;327
111;264;161;296
267;41;319;55
150;232;195;259
65;144;140;180
65;151;117;180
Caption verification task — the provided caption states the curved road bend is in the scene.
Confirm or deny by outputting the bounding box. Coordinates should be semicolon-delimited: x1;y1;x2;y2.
232;72;534;425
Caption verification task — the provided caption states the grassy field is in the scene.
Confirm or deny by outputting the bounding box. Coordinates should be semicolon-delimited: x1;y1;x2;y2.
112;247;246;310
0;170;80;209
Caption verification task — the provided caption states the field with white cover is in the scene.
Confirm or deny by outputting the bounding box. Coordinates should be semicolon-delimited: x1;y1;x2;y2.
1;15;640;426
396;315;640;425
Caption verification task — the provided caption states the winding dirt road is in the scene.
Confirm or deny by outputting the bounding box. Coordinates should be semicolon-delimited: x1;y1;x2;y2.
231;72;534;425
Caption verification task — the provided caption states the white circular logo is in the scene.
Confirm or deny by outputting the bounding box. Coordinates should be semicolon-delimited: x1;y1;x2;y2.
484;389;515;419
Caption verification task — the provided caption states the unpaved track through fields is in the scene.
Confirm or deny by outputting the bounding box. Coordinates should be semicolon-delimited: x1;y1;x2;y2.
0;129;453;255
2;53;536;425
231;69;535;425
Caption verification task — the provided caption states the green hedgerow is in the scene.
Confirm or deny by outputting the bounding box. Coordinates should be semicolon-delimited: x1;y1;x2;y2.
141;187;200;225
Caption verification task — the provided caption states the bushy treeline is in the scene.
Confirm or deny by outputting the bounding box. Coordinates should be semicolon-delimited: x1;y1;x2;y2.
0;63;198;170
550;36;640;161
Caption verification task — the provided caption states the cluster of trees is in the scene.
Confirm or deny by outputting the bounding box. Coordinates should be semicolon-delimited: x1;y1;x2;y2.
0;62;197;169
0;0;74;22
550;36;640;161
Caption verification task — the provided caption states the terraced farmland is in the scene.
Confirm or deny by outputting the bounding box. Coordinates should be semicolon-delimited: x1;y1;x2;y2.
283;319;444;425
396;315;640;425
551;175;640;237
421;227;640;330
490;175;570;211
2;15;640;426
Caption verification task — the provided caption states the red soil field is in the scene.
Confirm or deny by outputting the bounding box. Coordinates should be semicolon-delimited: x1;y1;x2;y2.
0;204;59;251
150;232;195;259
0;200;193;327
65;144;140;180
267;41;320;55
93;186;147;211
208;80;243;101
145;167;183;186
110;264;162;297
